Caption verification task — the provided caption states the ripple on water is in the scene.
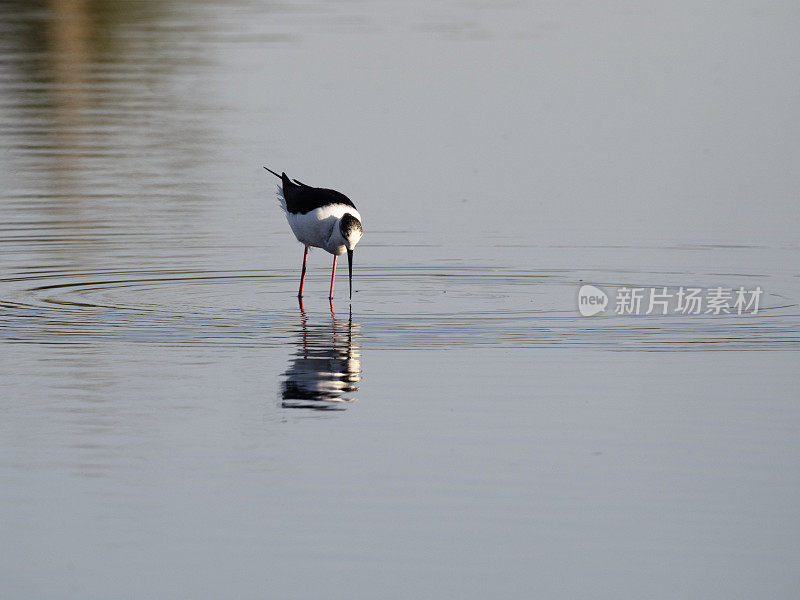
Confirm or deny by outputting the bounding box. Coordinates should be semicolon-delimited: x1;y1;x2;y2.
0;266;798;351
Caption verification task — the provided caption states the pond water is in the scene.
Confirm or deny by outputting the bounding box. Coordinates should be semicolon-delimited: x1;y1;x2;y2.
1;1;799;598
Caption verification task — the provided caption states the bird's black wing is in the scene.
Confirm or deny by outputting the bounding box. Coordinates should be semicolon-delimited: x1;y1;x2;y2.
281;173;356;215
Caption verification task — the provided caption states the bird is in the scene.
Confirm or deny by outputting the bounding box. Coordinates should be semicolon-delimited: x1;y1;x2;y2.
264;167;363;300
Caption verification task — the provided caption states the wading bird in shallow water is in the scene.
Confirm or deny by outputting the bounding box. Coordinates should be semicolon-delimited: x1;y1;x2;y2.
264;167;363;300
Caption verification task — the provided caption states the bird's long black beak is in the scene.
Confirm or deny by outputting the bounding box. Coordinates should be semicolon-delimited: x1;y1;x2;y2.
347;250;353;300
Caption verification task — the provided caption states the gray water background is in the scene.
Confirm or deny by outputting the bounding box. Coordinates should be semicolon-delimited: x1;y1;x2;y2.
1;1;799;598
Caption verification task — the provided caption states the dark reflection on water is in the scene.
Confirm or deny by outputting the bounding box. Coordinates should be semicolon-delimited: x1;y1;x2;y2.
281;300;361;410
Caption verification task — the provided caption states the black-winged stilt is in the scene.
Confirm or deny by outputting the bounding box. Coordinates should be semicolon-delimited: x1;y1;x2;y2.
264;167;363;300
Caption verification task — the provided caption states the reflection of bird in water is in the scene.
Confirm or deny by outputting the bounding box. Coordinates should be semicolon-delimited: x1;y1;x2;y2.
281;300;362;410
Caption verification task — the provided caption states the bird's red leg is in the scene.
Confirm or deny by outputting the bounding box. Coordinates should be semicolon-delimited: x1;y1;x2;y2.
328;254;338;300
298;245;309;298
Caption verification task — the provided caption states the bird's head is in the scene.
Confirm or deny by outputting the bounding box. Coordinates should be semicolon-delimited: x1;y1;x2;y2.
339;213;362;300
339;213;363;251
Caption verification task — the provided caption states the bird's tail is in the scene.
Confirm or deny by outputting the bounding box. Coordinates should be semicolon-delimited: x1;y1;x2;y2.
263;166;281;179
264;167;286;212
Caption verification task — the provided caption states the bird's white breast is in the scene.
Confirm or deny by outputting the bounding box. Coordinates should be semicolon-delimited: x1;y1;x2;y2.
286;204;362;255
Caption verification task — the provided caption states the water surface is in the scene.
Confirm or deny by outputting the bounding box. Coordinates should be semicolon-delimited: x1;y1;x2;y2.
1;1;799;598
